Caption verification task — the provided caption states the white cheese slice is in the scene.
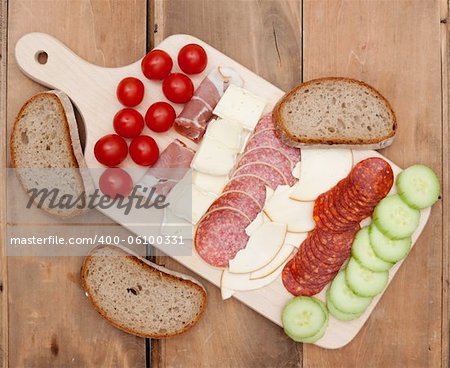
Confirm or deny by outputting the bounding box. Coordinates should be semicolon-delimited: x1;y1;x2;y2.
191;185;217;225
290;148;353;201
165;171;192;222
205;118;243;152
292;162;301;180
192;171;228;195
213;84;266;131
161;208;193;240
229;222;287;274
264;186;316;233
250;244;296;280
191;137;236;176
284;232;308;248
245;212;264;236
221;260;287;292
221;287;235;300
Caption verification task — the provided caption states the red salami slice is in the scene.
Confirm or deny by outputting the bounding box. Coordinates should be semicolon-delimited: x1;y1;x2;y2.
254;113;275;132
232;162;287;189
194;207;250;268
207;190;261;220
234;147;296;185
222;174;268;207
245;128;300;166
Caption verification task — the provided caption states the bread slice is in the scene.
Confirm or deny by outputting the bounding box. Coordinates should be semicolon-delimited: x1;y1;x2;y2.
273;77;397;149
81;245;207;338
10;90;92;218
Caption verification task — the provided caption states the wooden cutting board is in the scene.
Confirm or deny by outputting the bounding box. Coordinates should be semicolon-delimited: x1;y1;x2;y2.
14;32;431;349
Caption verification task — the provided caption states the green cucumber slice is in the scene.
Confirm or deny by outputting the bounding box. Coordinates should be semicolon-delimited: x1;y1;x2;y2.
351;227;393;272
282;297;328;340
326;287;363;321
373;194;420;240
369;223;412;263
345;257;388;297
328;271;372;314
284;298;329;343
396;164;440;209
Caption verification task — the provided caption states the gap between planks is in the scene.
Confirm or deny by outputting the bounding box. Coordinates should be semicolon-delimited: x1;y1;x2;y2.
441;1;449;367
0;0;8;366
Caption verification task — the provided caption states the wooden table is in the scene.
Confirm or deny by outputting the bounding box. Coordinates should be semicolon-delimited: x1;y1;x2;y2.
1;0;448;367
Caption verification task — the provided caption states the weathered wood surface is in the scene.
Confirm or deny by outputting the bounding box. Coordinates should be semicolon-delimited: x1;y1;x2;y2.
151;1;303;367
2;0;448;366
5;1;147;367
302;0;445;367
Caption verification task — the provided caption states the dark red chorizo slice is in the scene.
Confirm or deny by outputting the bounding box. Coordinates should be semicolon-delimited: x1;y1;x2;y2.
290;256;333;290
194;207;250;268
314;226;359;254
309;231;351;264
207;190;261;220
282;260;325;296
234;147;297;185
232;162;287;189
350;157;394;201
222;174;268;208
315;191;359;233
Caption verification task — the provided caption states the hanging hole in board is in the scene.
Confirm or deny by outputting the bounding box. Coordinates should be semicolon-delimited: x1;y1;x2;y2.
35;51;48;64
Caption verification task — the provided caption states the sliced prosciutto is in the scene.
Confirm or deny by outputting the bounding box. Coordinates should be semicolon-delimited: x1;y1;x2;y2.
137;139;195;196
174;67;243;142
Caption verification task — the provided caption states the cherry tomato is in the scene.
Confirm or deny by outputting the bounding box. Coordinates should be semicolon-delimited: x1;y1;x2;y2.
99;167;133;198
141;49;173;80
145;102;176;133
94;134;128;167
116;77;145;107
129;135;160;166
177;44;208;74
162;73;194;104
113;108;144;138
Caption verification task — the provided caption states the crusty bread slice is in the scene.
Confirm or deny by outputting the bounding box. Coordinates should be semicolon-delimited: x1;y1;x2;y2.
10;90;91;218
273;77;397;149
81;245;207;338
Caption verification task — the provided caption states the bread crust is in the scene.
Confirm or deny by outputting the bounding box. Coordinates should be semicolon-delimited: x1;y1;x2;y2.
10;90;92;218
81;244;207;339
272;77;397;149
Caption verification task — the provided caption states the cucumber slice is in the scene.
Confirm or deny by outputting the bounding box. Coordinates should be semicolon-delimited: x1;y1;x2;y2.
326;288;363;321
373;194;420;240
328;271;372;314
351;227;393;272
345;257;388;297
282;297;328;340
369;223;412;262
396;164;440;209
284;298;329;343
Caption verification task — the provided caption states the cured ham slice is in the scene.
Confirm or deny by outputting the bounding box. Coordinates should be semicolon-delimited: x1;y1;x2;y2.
137;139;195;196
174;67;243;142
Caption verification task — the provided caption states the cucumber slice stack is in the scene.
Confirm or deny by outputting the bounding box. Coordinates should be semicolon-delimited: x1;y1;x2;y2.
325;164;440;322
282;297;329;343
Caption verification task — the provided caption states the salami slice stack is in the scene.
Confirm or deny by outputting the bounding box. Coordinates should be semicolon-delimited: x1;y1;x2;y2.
282;157;394;296
195;114;301;268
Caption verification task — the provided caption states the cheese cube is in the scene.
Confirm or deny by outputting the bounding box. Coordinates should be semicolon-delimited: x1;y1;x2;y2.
205;118;243;152
191;137;236;176
213;84;266;131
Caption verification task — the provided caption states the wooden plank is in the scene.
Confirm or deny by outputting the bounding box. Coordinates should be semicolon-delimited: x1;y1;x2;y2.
151;1;303;367
1;0;8;366
303;0;443;366
6;0;147;366
442;0;449;366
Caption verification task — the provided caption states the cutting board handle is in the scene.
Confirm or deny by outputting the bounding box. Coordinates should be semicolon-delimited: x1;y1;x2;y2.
15;32;99;91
